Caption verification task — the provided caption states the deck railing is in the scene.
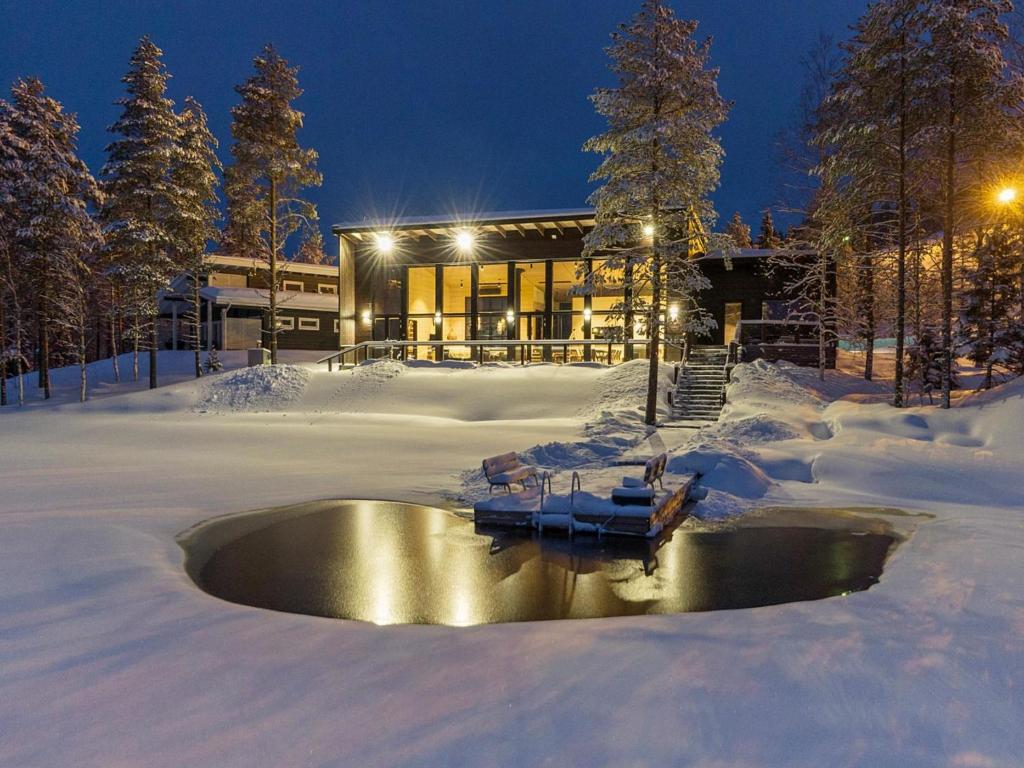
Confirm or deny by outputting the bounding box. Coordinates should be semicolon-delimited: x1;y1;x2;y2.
317;338;686;371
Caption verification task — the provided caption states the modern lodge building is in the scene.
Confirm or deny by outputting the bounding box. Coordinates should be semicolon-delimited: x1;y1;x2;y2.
162;208;830;366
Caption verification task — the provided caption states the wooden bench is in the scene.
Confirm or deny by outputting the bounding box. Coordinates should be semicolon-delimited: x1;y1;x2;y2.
482;452;540;494
611;453;667;507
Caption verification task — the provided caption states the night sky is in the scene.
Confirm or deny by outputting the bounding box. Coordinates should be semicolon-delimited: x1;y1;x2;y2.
1;0;868;239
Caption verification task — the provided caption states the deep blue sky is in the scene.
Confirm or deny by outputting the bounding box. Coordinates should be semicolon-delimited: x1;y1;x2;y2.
1;0;868;238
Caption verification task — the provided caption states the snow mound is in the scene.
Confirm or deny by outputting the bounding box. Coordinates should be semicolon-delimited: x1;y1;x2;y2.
667;445;773;500
581;358;674;417
194;365;311;413
713;413;800;444
353;358;406;381
725;359;825;412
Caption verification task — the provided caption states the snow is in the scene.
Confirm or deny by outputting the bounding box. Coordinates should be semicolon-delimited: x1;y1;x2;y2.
194;364;311;413
2;352;1024;767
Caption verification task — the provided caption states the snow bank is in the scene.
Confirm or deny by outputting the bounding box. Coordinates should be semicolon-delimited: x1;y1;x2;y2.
3;353;1024;767
194;364;311;413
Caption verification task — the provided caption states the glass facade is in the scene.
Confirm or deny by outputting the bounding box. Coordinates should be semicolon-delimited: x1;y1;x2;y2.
365;257;680;362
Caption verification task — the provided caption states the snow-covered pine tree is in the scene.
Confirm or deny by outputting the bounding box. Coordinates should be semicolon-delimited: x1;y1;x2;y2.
169;96;221;379
295;227;328;265
818;0;930;405
224;44;322;364
203;345;223;374
906;326;947;403
5;78;102;402
100;36;184;390
919;0;1024;408
956;229;1023;388
756;210;782;249
583;0;731;426
725;212;752;248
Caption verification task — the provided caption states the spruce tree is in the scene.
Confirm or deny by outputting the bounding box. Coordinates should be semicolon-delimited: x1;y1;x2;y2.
906;326;947;403
169;97;221;378
224;44;322;364
584;0;731;426
5;79;101;402
957;230;1023;388
756;210;782;249
100;36;184;389
725;212;752;248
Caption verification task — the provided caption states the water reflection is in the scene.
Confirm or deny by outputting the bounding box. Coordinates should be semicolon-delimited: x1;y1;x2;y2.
184;500;896;626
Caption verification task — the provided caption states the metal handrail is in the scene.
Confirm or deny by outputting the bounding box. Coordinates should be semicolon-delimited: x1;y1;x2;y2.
317;337;673;370
537;471;553;533
569;471;582;539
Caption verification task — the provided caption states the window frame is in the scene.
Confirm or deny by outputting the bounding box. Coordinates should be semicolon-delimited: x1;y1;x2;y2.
317;283;338;295
297;317;320;332
276;316;295;331
282;280;304;292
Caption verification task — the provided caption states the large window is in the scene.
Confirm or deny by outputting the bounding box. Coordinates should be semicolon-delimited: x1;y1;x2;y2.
477;263;509;340
406;266;436;349
551;261;586;340
442;265;471;344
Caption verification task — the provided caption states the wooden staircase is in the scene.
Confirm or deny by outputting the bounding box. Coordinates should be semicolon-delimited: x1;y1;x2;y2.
669;345;729;424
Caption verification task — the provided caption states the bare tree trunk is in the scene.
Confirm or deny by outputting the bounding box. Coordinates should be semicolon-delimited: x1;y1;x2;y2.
644;244;662;426
15;318;23;406
818;257;827;382
269;177;279;365
132;311;139;382
193;271;202;378
78;321;87;403
1;288;7;407
940;72;957;409
149;310;158;389
39;311;50;400
894;33;908;407
859;256;875;381
109;285;120;383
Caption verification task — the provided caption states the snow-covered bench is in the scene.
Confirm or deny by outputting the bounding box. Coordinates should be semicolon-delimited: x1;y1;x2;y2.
611;453;667;507
482;452;539;494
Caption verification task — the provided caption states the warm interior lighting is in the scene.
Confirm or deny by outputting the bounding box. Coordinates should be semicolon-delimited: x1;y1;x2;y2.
668;304;680;321
997;187;1018;205
583;307;593;323
434;311;442;326
361;309;371;325
505;308;515;323
375;232;395;254
455;230;475;253
642;224;655;238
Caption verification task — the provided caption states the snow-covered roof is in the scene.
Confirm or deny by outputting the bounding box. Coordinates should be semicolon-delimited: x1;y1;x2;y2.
204;253;338;276
200;286;340;312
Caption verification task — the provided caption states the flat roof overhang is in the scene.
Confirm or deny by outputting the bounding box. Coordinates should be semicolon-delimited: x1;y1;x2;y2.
332;209;597;243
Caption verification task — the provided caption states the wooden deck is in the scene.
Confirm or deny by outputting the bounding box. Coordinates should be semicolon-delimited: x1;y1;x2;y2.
473;473;699;538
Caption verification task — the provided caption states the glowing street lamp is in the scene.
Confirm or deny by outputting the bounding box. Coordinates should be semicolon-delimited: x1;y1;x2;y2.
642;224;655;239
583;307;593;323
997;186;1018;205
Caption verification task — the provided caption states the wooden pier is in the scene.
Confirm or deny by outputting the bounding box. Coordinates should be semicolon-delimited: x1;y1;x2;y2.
473;473;699;538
